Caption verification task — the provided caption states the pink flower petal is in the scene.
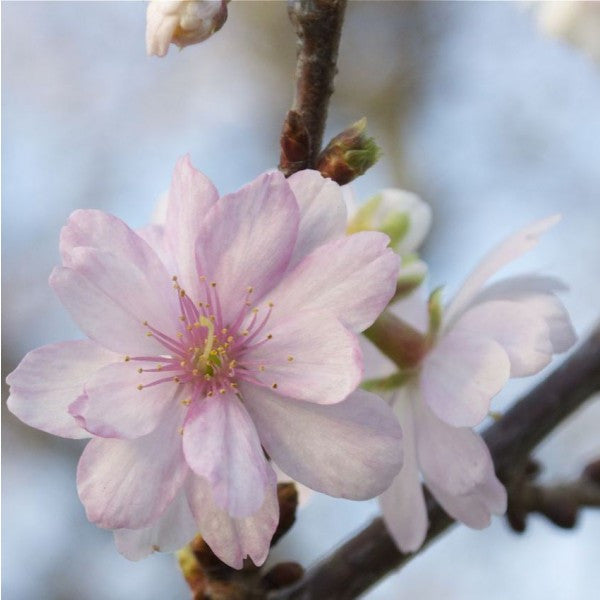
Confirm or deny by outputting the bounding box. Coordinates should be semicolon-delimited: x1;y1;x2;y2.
186;471;279;569
244;310;362;405
70;362;179;439
414;398;496;497
182;392;271;518
472;275;576;353
137;224;177;275
114;488;196;560
164;155;219;300
77;405;189;529
195;171;299;325
379;387;427;552
267;231;400;333
242;385;403;500
445;215;561;324
421;330;510;427
60;209;169;287
287;170;347;269
68;246;178;335
6;340;118;439
50;265;166;356
453;300;553;377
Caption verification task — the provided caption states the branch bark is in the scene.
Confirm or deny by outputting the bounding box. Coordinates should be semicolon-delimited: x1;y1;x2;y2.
270;323;600;600
279;0;347;175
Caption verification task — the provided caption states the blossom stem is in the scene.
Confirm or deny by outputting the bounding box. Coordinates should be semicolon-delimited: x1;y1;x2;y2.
364;311;428;369
270;323;600;599
279;0;348;175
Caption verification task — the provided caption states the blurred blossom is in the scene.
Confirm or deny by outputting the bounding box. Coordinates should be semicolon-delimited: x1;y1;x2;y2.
372;216;576;551
348;187;432;297
536;1;600;63
6;157;403;569
146;0;228;57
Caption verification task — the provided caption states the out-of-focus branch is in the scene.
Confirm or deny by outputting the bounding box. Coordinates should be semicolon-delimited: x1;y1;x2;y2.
506;458;600;532
270;324;600;600
279;0;347;175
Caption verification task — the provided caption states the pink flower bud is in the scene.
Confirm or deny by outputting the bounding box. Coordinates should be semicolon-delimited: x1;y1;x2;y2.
146;0;228;57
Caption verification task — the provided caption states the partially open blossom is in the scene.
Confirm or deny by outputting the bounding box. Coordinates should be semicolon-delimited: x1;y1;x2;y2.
7;157;403;568
146;0;228;57
347;187;432;297
371;216;576;551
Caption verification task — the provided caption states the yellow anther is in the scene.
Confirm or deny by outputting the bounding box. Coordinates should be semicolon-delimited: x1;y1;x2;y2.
181;398;191;406
177;427;184;436
157;364;163;371
143;320;149;326
242;330;249;336
186;325;192;331
146;332;153;337
229;360;237;368
172;276;178;281
210;349;218;356
211;282;217;288
227;336;234;343
272;383;278;389
192;369;199;376
199;275;206;281
173;376;180;383
198;301;204;308
137;384;144;391
207;390;214;397
219;388;226;395
176;332;183;339
287;356;294;362
124;355;131;362
179;289;186;298
268;302;274;308
204;373;211;380
221;328;228;335
245;301;251;306
252;307;259;314
247;286;254;293
179;315;186;321
137;368;143;374
259;365;266;372
180;361;187;367
267;334;273;340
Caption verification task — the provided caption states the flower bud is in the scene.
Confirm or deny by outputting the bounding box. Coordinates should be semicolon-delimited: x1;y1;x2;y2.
348;188;432;255
316;118;381;185
146;0;228;57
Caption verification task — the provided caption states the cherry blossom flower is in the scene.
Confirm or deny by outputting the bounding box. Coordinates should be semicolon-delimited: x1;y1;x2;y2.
146;0;228;57
6;156;403;568
371;216;576;551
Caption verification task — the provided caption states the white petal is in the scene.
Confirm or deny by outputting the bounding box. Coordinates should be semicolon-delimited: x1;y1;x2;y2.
472;275;576;353
453;300;553;377
6;340;118;439
186;471;279;569
182;392;271;518
414;397;495;497
421;331;510;427
242;385;403;500
379;387;428;552
287;170;347;269
114;489;196;560
445;215;562;324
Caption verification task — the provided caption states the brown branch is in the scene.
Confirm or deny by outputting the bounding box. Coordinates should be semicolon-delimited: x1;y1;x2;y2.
279;0;347;175
270;323;600;600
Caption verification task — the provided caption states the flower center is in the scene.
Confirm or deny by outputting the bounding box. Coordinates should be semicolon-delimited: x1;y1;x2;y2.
125;275;280;401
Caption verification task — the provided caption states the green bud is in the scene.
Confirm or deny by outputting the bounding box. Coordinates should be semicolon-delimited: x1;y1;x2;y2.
427;286;444;339
316;117;381;185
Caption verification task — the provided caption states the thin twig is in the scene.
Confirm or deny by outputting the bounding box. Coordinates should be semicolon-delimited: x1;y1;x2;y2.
270;324;600;600
279;0;347;175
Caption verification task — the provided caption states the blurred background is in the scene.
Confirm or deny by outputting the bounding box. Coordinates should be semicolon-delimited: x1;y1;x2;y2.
2;1;600;598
